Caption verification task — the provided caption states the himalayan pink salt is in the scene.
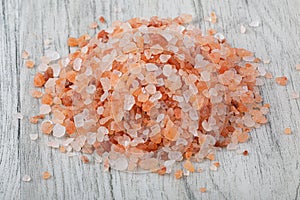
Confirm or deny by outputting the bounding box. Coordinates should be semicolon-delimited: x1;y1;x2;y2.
28;15;270;177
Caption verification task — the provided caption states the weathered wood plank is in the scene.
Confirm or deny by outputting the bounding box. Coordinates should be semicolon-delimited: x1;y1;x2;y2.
1;0;299;199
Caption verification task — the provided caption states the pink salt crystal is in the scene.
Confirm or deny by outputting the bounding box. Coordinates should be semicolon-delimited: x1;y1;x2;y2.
22;51;29;59
111;157;128;171
145;84;156;95
16;112;23;119
240;25;246;34
39;104;51;114
22;175;31;182
295;64;300;71
291;91;300;99
73;58;82;71
53;124;66;138
139;158;159;170
249;21;260;27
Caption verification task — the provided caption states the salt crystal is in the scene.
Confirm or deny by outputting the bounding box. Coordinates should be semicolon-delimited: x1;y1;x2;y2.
210;165;218;171
51;64;61;77
163;64;173;77
189;109;199;121
45;50;60;61
214;33;225;42
145;84;156;94
159;54;171;63
291;91;300;99
22;175;31;182
16;112;23;119
100;91;109;102
86;85;96;94
146;63;158;72
295;64;300;71
240;25;246;34
249;21;260;27
200;71;210;82
39;104;51;114
98;126;109;135
97;106;104;115
112;157;128;171
100;77;111;91
156;113;165;122
29;134;38;141
73;58;82;71
123;94;135;111
53;124;66;137
263;59;271;64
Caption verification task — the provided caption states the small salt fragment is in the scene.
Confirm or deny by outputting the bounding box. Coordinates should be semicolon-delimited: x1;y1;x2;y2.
291;91;300;99
249;21;260;27
159;54;171;63
284;127;292;135
275;76;288;86
53;124;66;138
214;33;225;42
38;63;48;72
89;22;98;29
25;60;35;68
16;112;23;119
240;25;246;34
200;188;207;193
42;171;51;180
210;164;218;171
22;175;31;182
263;59;271;64
29;134;38;141
97;106;104;115
22;51;29;59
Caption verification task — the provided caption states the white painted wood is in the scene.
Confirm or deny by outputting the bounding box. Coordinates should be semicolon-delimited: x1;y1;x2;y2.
0;0;299;199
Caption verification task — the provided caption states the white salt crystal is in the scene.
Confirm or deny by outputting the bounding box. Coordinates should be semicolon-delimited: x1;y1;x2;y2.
210;165;218;171
86;85;96;94
97;106;104;115
168;151;183;161
112;157;128;171
146;63;158;72
135;113;141;120
156;114;165;122
73;58;82;71
163;64;173;77
74;114;84;128
98;126;109;135
38;63;48;72
22;175;31;182
45;50;60;61
61;57;70;67
214;33;225;42
159;54;171;63
29;134;38;141
100;91;109;102
240;25;246;33
249;21;260;27
173;95;184;102
16;112;23;119
124;94;135;111
202;120;212;131
39;104;51;114
85;66;93;76
47;140;60;148
100;77;111;91
145;84;156;95
189;109;199;121
200;71;210;82
51;64;61;77
53;124;66;137
86;132;97;144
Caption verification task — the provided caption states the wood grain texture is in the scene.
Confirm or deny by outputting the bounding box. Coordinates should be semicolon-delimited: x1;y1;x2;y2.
0;0;300;199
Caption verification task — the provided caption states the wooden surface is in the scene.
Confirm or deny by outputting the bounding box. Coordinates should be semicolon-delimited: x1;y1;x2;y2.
1;0;300;199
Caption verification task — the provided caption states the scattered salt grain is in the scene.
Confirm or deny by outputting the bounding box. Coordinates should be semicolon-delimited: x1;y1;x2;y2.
249;21;260;27
22;175;31;182
53;124;66;138
29;134;38;141
240;25;246;34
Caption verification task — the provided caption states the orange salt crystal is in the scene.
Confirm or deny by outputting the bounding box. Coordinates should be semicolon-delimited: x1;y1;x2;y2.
243;150;249;156
156;166;167;175
42;171;51;180
25;60;35;68
31;90;43;98
29;116;39;124
80;156;89;163
41;121;53;135
41;93;53;105
67;37;78;47
213;162;220;168
275;76;288;86
59;146;66;153
99;16;106;23
185;151;193;159
174;170;183;179
66;71;77;83
174;107;181;119
206;153;215;161
210;12;217;23
34;73;46;87
237;132;249;143
183;160;195;173
284;127;292;135
200;187;207;193
265;72;273;79
65;120;76;135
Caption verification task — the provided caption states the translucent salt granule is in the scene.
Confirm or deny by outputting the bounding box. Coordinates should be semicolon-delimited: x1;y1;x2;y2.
45;50;60;61
146;63;158;72
39;104;51;114
29;134;38;141
123;94;135;111
73;58;82;71
22;175;31;182
249;21;260;27
53;124;66;138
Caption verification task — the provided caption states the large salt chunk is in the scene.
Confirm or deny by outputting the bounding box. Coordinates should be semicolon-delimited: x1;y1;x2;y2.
53;123;66;137
123;94;135;111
